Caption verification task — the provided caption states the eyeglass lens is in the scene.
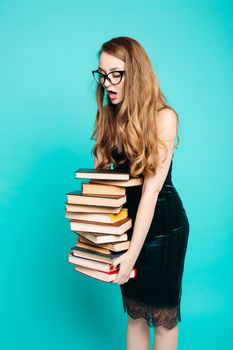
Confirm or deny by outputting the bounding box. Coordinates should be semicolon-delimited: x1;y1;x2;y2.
94;71;123;85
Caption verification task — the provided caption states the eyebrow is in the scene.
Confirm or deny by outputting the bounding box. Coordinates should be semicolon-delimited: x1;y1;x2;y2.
98;66;123;72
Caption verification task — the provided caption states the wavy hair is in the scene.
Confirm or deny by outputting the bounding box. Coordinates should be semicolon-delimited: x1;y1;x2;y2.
91;36;180;177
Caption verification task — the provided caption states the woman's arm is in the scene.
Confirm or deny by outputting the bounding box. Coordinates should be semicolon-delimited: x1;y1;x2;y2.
112;108;178;284
127;108;178;262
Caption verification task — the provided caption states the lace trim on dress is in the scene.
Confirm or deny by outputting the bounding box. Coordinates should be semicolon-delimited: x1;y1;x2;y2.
122;296;181;329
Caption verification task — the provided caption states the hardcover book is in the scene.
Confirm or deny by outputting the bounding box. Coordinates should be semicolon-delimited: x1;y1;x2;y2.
82;182;126;195
71;246;123;264
65;207;128;223
78;235;130;252
65;202;123;214
75;168;130;180
74;264;137;283
69;217;132;235
68;253;115;272
66;190;126;207
90;177;143;187
76;231;128;244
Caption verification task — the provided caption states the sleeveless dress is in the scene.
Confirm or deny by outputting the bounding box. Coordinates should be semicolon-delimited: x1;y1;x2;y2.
111;147;190;329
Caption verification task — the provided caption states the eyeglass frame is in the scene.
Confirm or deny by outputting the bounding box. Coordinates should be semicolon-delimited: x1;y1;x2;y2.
92;69;125;86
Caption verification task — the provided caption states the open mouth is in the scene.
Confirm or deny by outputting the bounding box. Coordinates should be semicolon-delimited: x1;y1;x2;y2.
107;90;117;94
107;90;118;100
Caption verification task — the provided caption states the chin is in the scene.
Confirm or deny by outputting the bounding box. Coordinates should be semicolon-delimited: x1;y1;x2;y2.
109;97;122;105
107;93;123;105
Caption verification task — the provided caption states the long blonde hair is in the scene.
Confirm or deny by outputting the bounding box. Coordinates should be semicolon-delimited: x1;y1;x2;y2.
91;36;180;177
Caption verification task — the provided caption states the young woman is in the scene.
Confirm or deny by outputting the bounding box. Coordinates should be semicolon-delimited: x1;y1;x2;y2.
91;36;190;350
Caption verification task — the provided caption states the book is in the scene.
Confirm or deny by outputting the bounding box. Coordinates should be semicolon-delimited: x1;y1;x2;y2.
70;217;132;235
65;207;128;223
78;235;131;252
76;231;128;244
65;166;140;283
68;253;116;272
75;241;111;255
75;168;130;180
82;182;126;195
65;202;123;214
90;177;143;187
74;264;137;283
66;190;126;207
71;246;123;264
75;240;127;255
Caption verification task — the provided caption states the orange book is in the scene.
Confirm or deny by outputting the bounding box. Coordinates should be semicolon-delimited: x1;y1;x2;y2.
82;182;126;195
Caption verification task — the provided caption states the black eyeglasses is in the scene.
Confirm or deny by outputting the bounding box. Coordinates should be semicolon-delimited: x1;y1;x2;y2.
92;70;125;86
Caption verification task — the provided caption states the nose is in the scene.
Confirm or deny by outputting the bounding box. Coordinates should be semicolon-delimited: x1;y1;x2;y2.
103;77;112;89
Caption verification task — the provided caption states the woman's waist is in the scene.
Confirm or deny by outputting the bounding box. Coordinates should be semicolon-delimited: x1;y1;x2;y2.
156;185;187;218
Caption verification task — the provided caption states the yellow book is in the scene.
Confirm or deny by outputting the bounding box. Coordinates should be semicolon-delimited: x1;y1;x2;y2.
65;207;128;223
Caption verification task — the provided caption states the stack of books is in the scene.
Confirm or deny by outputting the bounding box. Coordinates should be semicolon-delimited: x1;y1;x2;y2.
65;167;143;283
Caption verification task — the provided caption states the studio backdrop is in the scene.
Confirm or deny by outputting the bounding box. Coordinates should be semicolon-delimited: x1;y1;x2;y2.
1;1;232;349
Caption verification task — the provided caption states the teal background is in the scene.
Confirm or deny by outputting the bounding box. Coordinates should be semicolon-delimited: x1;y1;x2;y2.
1;1;232;349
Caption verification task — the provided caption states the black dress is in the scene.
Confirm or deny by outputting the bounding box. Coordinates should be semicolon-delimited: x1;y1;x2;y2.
112;147;190;329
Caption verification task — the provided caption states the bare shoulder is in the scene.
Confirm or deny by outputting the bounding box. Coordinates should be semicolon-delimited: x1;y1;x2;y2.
157;107;178;126
156;107;178;140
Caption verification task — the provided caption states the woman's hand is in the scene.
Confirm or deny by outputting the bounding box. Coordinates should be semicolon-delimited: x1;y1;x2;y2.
111;251;136;285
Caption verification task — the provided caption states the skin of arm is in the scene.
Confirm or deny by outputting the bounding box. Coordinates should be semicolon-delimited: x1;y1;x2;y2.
112;108;178;285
